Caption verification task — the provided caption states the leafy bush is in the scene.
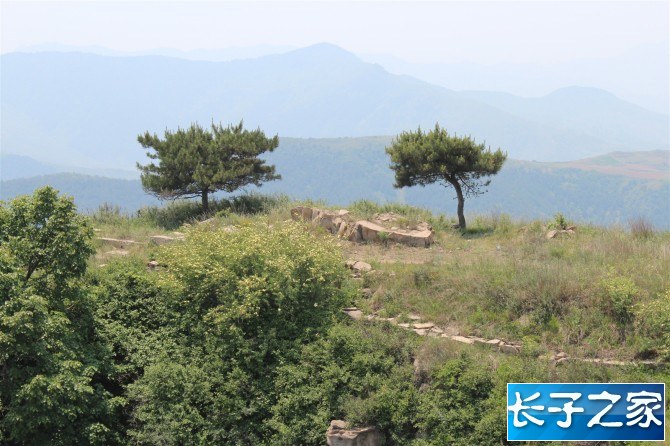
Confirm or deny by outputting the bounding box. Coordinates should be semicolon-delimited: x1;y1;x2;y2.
635;289;670;360
0;187;117;445
414;354;504;446
136;198;227;229
137;193;290;229
126;220;350;443
269;322;418;445
600;273;638;329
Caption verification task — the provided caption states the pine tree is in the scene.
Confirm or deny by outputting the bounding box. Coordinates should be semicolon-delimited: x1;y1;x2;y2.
137;121;280;212
386;124;506;229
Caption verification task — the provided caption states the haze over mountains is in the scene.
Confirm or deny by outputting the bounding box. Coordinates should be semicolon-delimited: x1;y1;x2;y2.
2;43;667;170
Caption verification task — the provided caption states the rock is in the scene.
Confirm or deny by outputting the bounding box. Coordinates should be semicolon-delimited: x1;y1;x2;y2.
343;309;363;320
149;235;182;245
97;237;140;248
486;339;502;346
398;323;411;329
390;229;434;248
546;230;558;239
147;260;159;269
198;218;215;225
471;337;488;345
499;344;520;354
291;206;352;235
361;288;373;298
413;322;434;330
413;328;430;336
326;420;383;446
565;225;576;231
555;357;569;365
555;351;568;360
346;219;434;247
346;260;372;274
430;326;444;334
373;212;400;223
408;314;422;321
450;335;475;345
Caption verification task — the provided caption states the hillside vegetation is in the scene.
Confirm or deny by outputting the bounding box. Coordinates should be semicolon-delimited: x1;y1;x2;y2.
2;188;667;445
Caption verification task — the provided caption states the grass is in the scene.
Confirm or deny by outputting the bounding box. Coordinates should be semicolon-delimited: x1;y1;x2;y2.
89;195;670;364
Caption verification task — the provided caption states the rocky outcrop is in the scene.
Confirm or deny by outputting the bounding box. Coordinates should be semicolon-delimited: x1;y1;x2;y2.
291;206;434;247
326;420;383;446
546;226;576;239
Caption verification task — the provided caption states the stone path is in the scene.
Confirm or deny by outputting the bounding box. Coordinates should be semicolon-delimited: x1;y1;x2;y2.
342;307;661;367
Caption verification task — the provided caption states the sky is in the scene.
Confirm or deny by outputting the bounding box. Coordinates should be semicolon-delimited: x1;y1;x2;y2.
1;0;668;65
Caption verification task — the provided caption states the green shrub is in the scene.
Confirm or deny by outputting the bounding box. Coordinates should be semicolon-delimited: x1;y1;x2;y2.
137;193;290;229
548;212;570;230
415;354;502;446
600;273;638;329
269;322;418;445
136;198;225;229
635;289;670;360
126;220;350;443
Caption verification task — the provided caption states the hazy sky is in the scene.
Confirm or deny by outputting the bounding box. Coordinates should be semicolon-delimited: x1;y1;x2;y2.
2;0;667;65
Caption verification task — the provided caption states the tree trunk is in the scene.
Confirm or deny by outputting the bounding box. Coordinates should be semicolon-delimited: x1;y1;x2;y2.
201;188;209;213
449;179;466;229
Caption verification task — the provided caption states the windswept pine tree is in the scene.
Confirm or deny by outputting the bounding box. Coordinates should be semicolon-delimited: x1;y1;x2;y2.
386;124;506;229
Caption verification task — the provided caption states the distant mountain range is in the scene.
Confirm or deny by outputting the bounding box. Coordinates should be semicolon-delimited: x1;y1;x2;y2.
3;145;668;229
2;43;667;170
361;41;669;115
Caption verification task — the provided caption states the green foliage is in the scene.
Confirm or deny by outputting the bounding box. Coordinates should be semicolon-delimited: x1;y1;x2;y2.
136;198;228;229
0;187;117;445
0;186;94;284
269;322;418;445
548;212;571;230
415;354;501;446
386;124;506;228
137;121;280;211
635;289;670;360
136;193;290;230
123;221;349;444
600;273;638;328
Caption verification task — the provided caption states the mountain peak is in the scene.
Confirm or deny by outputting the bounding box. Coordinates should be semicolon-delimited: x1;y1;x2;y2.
546;86;618;100
281;42;360;64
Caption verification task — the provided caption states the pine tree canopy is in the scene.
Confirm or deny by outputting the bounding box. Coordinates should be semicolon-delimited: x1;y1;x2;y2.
137;121;280;210
386;124;506;228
